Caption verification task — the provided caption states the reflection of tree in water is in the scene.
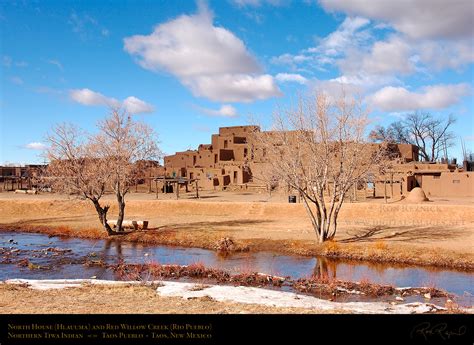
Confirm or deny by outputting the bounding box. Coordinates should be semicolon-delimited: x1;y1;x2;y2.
313;257;338;280
104;240;123;261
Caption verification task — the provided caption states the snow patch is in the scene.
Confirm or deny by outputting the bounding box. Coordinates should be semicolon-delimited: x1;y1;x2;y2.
157;281;445;314
5;279;140;290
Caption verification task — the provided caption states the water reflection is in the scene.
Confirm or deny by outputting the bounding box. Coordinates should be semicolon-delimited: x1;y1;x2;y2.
103;240;123;260
312;257;337;279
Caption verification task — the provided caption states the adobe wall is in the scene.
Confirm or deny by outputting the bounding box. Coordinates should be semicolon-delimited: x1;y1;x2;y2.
421;172;474;197
396;144;418;162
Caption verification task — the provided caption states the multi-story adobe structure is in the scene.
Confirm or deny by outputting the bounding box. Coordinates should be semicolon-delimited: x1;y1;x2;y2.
164;126;472;198
164;126;256;190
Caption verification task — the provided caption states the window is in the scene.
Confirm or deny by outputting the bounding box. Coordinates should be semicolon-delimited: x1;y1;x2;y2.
224;140;228;148
244;148;248;157
214;154;218;164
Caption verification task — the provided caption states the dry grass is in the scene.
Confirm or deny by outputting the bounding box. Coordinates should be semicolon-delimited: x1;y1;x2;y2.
0;283;337;314
372;240;388;251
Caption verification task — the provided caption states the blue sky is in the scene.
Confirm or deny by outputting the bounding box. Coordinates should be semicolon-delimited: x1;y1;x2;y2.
1;0;473;164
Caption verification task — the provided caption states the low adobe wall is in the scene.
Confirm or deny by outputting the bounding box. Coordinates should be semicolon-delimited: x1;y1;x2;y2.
422;172;474;197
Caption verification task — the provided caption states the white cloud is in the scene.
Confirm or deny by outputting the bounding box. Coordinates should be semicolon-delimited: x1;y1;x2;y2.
70;88;120;107
198;104;238;117
69;89;154;114
124;4;258;77
315;16;371;57
10;76;24;85
231;0;289;7
339;35;415;76
270;53;312;70
185;74;281;102
47;59;64;71
275;73;308;84
271;16;372;72
69;12;109;41
24;142;47;150
122;96;155;114
124;2;281;102
330;73;400;90
309;79;363;103
319;0;474;39
418;39;474;70
2;56;12;67
368;83;470;112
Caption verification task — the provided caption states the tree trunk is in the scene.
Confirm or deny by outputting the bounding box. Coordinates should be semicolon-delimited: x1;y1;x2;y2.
91;199;114;235
116;192;126;232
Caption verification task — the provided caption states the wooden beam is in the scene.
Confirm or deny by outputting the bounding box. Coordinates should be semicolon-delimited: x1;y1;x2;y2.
390;172;394;199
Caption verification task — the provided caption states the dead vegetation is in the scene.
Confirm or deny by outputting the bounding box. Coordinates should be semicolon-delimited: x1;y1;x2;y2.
109;262;450;300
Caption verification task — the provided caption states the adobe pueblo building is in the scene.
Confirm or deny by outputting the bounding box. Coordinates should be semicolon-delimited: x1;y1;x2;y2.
162;125;473;199
164;126;256;190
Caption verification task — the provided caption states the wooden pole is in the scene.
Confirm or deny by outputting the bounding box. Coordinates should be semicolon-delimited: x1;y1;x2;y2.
390;172;394;199
155;180;158;199
148;170;152;193
384;177;387;203
195;180;199;199
176;182;179;200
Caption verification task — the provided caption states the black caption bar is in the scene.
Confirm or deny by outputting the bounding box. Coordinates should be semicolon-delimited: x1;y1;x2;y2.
0;314;472;345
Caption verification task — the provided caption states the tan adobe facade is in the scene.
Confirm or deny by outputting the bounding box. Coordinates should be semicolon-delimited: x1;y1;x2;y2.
163;126;257;190
163;126;424;194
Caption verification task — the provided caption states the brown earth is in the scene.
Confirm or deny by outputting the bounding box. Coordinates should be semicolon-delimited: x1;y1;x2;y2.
0;283;340;314
0;191;473;269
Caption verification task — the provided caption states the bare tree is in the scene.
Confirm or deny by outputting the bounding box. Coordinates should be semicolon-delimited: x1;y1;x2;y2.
369;121;409;144
45;109;161;234
370;112;456;162
249;93;387;243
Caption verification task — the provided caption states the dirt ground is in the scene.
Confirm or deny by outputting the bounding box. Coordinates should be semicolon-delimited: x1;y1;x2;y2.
0;283;336;314
0;191;473;269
